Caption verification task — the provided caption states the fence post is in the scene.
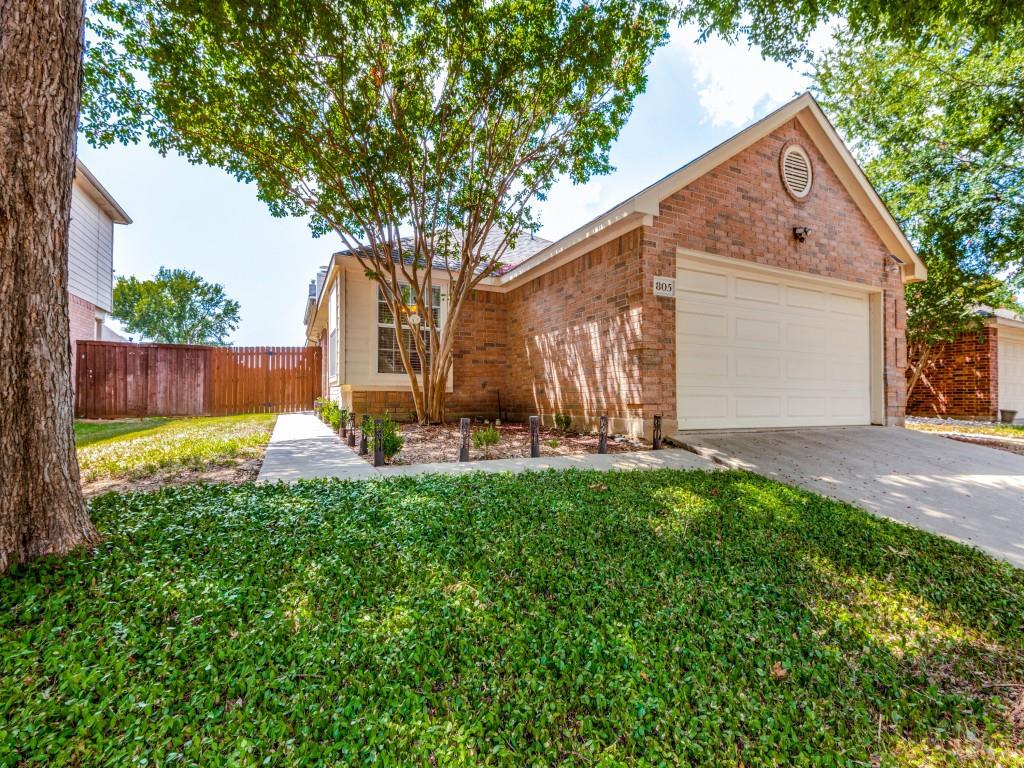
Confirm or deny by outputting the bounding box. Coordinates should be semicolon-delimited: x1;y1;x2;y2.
598;415;608;454
529;415;540;458
459;417;470;462
373;418;384;467
359;415;369;455
347;413;356;447
652;415;662;450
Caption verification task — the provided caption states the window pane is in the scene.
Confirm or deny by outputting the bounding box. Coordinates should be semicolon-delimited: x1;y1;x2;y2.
377;287;394;325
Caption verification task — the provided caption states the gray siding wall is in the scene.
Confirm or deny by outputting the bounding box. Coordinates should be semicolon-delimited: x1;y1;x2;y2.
68;179;115;312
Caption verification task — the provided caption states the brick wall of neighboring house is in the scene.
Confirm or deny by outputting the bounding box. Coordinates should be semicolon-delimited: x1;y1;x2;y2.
69;291;99;387
501;228;646;434
906;328;999;420
639;118;908;428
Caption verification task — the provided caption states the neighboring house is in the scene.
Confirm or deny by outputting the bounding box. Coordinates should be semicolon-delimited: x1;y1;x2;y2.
69;159;131;384
303;93;926;437
907;309;1024;421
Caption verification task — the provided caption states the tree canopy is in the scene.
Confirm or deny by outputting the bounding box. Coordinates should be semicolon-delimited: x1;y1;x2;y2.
812;23;1024;396
83;0;669;420
678;0;1024;62
112;267;241;345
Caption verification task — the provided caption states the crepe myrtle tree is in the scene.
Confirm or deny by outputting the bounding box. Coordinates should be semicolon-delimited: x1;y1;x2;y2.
83;0;670;423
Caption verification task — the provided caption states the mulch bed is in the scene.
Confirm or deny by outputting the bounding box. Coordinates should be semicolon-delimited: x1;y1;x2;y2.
370;422;648;466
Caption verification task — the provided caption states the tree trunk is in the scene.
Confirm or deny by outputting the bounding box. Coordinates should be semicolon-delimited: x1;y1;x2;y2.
905;343;932;402
0;0;98;573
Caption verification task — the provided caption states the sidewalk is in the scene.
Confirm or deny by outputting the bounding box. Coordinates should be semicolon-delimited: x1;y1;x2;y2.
258;413;715;482
257;413;377;482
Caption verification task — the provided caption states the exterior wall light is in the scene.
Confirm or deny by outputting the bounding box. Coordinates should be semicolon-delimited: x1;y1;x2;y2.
792;226;812;242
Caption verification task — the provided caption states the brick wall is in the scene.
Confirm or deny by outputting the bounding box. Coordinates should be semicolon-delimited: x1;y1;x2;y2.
502;228;646;434
639;118;907;428
906;328;998;420
69;292;98;387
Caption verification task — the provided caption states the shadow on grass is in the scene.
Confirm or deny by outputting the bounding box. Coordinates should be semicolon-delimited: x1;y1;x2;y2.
2;469;1021;766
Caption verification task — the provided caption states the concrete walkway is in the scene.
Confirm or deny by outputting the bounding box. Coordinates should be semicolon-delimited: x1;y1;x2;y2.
258;413;714;483
257;413;377;482
673;426;1024;568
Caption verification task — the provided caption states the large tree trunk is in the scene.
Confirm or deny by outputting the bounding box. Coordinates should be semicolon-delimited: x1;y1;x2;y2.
0;0;98;573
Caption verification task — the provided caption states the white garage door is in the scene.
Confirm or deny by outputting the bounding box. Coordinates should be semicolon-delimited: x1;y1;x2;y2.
676;257;873;430
998;330;1024;415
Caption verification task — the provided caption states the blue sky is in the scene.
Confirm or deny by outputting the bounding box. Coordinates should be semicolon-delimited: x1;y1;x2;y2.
78;26;814;346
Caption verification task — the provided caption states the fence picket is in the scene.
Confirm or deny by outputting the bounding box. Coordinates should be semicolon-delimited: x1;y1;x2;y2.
75;341;321;418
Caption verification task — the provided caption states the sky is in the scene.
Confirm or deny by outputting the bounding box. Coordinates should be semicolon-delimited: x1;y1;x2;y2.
78;25;815;346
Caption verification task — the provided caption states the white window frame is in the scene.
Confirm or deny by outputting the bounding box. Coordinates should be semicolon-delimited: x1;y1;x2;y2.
376;283;441;375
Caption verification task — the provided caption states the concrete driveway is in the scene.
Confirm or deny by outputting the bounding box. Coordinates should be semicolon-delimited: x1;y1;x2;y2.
673;426;1024;568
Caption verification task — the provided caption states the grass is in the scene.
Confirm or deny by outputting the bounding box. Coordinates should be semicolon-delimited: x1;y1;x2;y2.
908;421;1024;439
74;417;172;447
2;470;1022;766
76;414;276;483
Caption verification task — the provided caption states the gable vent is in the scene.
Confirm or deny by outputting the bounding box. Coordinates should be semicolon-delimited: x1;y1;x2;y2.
781;145;813;199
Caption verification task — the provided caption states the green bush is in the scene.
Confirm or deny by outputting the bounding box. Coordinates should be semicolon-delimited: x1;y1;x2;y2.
367;412;404;460
316;399;346;431
472;425;501;449
554;413;572;431
546;437;561;449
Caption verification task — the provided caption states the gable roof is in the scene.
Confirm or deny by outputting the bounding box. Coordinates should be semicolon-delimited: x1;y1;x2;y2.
74;159;132;225
496;92;925;287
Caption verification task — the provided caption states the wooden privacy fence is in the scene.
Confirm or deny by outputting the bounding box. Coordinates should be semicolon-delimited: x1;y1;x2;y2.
76;341;322;418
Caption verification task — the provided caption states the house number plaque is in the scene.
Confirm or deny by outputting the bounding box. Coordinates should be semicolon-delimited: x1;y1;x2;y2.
653;276;675;297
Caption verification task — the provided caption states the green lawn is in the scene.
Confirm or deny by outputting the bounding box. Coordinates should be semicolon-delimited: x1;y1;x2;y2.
75;414;276;486
908;421;1024;439
75;417;172;447
2;470;1021;766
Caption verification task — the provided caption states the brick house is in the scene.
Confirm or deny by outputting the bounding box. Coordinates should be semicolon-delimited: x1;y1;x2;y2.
69;159;132;384
304;93;926;437
906;310;1024;421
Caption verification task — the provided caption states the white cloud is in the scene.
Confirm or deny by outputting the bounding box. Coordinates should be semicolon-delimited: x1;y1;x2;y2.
534;178;607;242
672;24;823;128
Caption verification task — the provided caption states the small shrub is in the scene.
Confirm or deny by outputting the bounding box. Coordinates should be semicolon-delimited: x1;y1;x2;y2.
554;413;572;431
367;412;404;460
546;438;560;449
317;400;345;430
472;425;501;449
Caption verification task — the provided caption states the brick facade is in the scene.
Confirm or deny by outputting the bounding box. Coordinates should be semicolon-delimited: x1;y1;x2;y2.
906;328;998;421
343;119;909;433
69;292;99;386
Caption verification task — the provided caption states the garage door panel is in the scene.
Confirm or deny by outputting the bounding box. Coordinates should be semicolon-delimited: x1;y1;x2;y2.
679;347;729;379
735;277;781;304
736;317;780;343
786;358;827;382
679;393;729;420
787;323;827;349
736;354;781;381
678;268;729;298
831;293;868;316
735;396;782;418
999;334;1024;413
786;396;827;418
785;285;827;311
680;310;729;339
677;257;872;430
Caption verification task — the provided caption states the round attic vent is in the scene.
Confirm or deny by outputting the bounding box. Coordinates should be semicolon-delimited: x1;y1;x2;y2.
780;144;813;199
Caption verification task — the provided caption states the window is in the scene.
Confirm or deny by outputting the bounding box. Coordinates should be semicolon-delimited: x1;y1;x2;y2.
377;284;441;374
328;283;339;379
328;329;338;378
